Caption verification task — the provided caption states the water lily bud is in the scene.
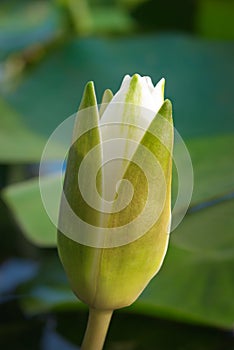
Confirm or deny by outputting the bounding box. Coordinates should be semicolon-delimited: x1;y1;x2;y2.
57;74;173;310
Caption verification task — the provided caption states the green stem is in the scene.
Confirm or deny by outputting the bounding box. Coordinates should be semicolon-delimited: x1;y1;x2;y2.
81;308;113;350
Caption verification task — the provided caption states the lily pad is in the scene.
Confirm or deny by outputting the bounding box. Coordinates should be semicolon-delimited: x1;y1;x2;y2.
0;98;67;162
3;162;234;328
186;134;234;205
1;33;234;330
1;34;234;160
2;134;234;246
1;174;58;246
14;199;234;329
133;198;234;329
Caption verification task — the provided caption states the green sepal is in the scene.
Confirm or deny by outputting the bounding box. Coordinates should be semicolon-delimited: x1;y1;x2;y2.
90;99;173;309
57;81;105;306
99;89;113;117
58;97;173;310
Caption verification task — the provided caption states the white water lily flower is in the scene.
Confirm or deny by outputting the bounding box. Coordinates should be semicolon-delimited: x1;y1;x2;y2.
58;73;173;313
100;74;165;201
103;74;165;114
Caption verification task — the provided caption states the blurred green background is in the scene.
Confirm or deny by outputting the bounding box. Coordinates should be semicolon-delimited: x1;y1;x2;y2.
0;0;234;349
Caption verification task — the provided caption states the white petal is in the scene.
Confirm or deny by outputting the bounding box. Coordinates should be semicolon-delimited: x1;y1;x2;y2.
152;77;165;113
135;75;158;115
145;76;155;93
120;74;131;89
99;74;164;203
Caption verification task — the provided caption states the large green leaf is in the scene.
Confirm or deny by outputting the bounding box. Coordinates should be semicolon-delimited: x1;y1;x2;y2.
2;134;234;328
133;198;234;329
0;98;66;162
186;134;234;205
1;33;234;330
2;174;58;246
1;34;234;158
14;198;234;329
2;134;234;247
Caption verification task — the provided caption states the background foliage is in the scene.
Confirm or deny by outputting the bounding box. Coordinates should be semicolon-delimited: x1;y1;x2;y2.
0;0;234;349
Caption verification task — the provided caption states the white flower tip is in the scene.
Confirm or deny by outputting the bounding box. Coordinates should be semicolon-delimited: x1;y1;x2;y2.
124;73;142;84
156;77;165;93
120;74;131;89
132;73;140;79
145;76;154;92
153;77;165;101
130;73;142;87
